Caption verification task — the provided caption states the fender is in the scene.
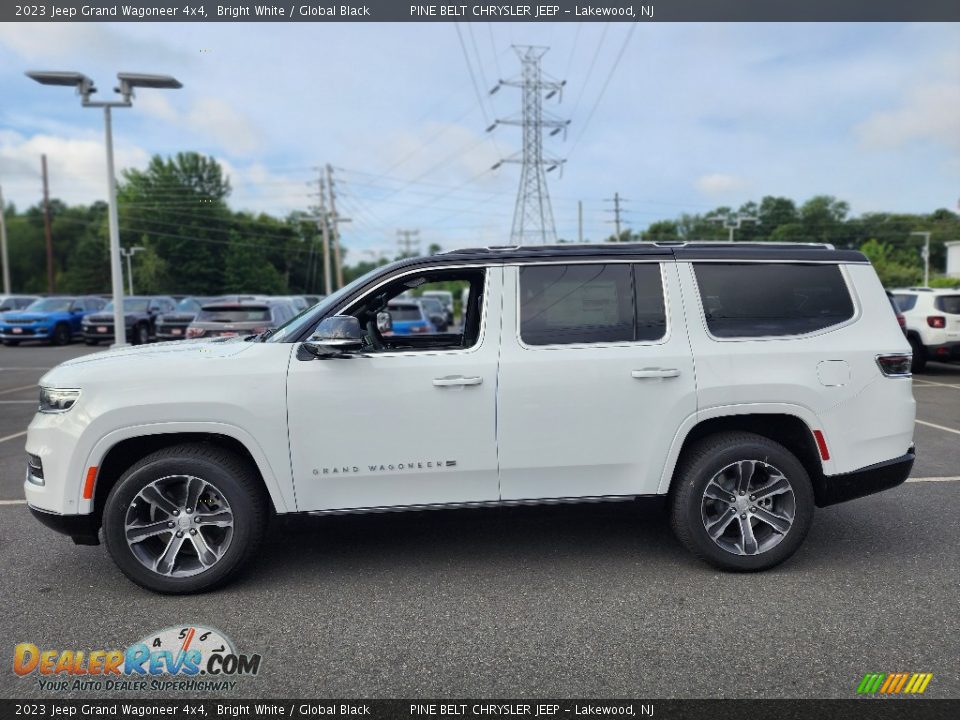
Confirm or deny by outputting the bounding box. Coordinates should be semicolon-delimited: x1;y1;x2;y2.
656;402;832;495
77;421;295;515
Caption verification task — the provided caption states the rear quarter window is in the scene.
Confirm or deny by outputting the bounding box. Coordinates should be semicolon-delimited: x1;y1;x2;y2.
693;263;855;338
892;294;917;312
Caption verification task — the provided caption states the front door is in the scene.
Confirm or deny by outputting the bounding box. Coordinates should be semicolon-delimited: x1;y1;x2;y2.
287;266;502;511
497;261;697;500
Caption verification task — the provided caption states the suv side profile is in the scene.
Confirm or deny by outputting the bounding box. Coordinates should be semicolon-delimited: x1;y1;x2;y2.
0;296;105;346
890;288;960;370
25;243;915;593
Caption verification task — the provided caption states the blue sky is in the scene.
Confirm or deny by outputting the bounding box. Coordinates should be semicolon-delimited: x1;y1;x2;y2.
0;21;957;258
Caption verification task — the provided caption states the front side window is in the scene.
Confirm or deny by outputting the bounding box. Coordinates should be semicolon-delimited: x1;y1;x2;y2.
519;263;665;346
694;263;855;338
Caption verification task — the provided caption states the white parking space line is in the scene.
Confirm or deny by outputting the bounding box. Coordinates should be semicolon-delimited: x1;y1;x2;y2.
915;419;960;436
913;380;960;390
0;367;54;371
0;384;36;395
0;400;36;404
0;499;26;505
907;476;960;483
0;430;27;444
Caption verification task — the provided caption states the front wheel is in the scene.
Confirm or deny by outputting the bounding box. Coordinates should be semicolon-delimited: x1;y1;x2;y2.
132;323;150;345
670;432;814;572
103;444;267;594
51;323;71;346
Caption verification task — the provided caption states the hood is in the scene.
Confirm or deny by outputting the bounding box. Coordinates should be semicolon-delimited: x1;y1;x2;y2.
2;313;53;322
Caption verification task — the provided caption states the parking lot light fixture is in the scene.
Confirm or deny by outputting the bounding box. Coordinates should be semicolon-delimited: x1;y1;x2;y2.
26;70;182;347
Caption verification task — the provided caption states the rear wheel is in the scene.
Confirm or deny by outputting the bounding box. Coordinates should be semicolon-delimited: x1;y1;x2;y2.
51;323;71;346
103;444;267;594
670;432;814;572
908;336;927;373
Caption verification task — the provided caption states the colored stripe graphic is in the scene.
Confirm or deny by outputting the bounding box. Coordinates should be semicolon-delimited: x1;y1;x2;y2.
857;672;932;695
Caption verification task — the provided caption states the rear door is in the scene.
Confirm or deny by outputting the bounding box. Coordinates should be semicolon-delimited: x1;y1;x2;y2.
496;260;697;500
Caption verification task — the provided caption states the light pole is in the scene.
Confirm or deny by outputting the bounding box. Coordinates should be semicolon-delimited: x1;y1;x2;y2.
911;231;932;287
120;246;145;295
26;71;181;347
712;213;759;242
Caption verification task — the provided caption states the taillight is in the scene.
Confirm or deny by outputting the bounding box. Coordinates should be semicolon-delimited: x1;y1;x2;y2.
186;327;205;338
411;326;428;333
876;354;912;377
927;316;946;329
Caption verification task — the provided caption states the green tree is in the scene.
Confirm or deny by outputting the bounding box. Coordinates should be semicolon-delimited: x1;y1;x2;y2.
223;233;286;294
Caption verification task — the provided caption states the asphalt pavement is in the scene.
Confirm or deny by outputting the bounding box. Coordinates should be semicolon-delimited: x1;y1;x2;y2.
0;343;957;699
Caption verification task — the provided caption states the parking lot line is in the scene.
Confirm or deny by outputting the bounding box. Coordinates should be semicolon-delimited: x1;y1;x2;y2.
0;499;26;505
907;476;960;483
915;419;960;436
913;380;960;390
0;430;27;444
0;384;36;395
0;400;36;404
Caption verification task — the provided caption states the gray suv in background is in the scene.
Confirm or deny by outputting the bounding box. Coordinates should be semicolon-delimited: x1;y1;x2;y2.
185;298;297;339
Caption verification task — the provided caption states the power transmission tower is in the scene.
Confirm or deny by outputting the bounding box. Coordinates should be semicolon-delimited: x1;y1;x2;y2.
397;229;420;258
605;192;627;241
712;212;758;242
41;155;55;293
489;46;569;245
326;164;349;289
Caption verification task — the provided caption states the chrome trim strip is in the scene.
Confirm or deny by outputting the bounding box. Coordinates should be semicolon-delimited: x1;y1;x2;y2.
304;494;643;516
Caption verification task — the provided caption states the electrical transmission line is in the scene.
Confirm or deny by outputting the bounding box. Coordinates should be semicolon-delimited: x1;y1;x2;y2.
489;46;569;245
397;228;420;257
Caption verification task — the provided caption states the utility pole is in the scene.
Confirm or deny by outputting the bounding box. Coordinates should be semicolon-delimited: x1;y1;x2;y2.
489;46;569;245
578;200;583;243
396;229;420;257
120;246;144;295
911;231;932;286
326;164;349;289
41;155;55;293
712;212;758;242
0;184;10;294
605;192;626;241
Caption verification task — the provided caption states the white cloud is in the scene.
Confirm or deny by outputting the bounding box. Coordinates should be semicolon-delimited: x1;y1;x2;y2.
857;82;960;152
0;129;149;208
695;173;748;197
186;98;259;156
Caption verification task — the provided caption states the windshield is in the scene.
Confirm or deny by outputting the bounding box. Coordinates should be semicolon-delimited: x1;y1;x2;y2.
197;307;271;323
420;298;443;314
104;299;150;313
176;298;203;312
24;298;73;313
266;263;393;342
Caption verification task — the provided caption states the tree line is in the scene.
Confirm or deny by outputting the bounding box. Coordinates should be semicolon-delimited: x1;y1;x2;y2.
2;152;958;295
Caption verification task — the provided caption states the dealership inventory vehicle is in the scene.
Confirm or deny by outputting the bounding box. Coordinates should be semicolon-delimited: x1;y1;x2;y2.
385;299;437;334
185;298;296;339
890;287;960;370
25;243;915;593
420;289;454;325
82;296;177;345
155;297;222;341
0;294;40;314
0;296;105;346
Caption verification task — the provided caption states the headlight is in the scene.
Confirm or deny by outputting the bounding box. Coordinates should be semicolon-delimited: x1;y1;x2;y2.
39;387;81;413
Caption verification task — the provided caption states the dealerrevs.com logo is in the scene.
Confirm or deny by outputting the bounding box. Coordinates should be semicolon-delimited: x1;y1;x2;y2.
13;625;261;693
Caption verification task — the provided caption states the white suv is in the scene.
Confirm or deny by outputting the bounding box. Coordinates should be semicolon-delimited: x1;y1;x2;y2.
890;287;960;371
25;243;916;593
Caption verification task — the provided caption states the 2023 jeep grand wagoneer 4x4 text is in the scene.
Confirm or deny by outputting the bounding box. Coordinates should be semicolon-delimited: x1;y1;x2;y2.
25;243;916;593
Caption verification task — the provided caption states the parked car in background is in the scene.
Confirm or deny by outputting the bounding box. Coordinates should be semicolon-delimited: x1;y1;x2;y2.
385;299;436;335
0;295;40;315
0;296;105;346
82;296;177;346
155;296;222;341
279;296;309;313
418;296;449;332
890;287;960;370
421;290;454;325
186;298;297;339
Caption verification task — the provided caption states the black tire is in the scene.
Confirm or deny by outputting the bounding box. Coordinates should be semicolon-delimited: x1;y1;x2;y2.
908;337;927;373
102;443;267;594
51;323;71;346
670;431;815;572
132;323;150;345
2;339;20;347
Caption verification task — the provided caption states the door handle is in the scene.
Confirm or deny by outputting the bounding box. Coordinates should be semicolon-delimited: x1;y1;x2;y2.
433;375;483;387
631;368;681;379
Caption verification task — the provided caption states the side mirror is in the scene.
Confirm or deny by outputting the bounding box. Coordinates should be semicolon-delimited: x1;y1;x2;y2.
303;315;365;358
376;311;393;333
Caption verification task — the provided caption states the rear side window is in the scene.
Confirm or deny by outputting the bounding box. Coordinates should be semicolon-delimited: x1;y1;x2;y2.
935;295;960;315
694;263;855;338
893;294;917;312
519;263;665;346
